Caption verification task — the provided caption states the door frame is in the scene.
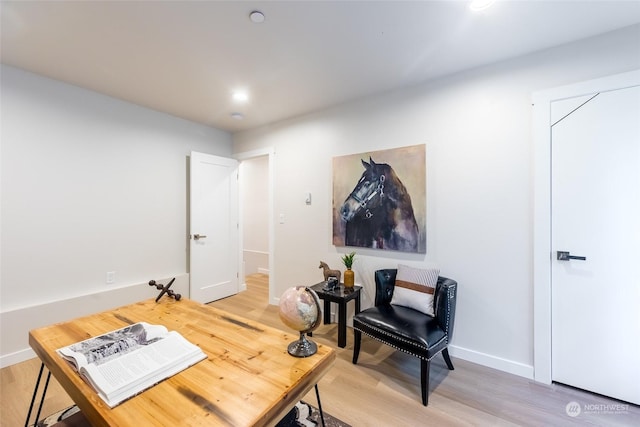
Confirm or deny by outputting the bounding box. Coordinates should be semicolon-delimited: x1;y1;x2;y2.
234;147;276;304
532;69;640;384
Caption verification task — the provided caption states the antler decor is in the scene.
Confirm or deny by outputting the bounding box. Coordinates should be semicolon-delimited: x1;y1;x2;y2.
148;278;181;302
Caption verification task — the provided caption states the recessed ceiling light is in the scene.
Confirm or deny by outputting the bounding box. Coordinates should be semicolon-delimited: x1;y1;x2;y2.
470;0;496;11
232;91;248;102
249;10;265;23
231;112;244;120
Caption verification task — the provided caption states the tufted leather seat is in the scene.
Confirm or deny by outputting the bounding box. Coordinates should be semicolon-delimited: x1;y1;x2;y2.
352;269;457;406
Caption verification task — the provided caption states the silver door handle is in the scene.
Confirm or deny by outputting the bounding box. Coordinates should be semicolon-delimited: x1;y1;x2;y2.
193;234;207;240
557;251;586;261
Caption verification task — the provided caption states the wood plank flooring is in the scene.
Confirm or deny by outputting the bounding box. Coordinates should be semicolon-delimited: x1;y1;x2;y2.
3;273;638;426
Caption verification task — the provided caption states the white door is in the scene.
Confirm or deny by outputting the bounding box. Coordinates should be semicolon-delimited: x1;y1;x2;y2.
551;85;640;404
190;151;239;303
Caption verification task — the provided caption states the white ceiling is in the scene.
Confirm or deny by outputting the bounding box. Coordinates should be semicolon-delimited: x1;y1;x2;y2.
2;1;639;133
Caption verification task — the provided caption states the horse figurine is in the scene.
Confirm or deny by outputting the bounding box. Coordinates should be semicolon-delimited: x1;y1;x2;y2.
319;261;341;282
339;157;419;252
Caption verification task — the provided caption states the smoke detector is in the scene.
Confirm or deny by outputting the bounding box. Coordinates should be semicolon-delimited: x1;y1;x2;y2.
249;11;265;23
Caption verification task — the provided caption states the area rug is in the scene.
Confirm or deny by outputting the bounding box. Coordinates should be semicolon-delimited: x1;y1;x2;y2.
32;405;85;427
34;401;351;427
276;400;351;427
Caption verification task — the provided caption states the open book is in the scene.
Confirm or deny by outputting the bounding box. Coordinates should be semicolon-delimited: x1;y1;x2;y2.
57;322;206;407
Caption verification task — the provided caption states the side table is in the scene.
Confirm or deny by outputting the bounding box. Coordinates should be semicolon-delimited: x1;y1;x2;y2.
309;282;362;348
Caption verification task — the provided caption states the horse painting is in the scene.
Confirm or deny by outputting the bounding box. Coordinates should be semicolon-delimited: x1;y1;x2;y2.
339;157;420;252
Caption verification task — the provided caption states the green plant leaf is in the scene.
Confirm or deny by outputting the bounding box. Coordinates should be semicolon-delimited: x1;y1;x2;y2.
341;252;356;269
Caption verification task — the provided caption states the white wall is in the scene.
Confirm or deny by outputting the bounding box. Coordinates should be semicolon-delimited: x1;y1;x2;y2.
0;65;232;364
232;25;640;378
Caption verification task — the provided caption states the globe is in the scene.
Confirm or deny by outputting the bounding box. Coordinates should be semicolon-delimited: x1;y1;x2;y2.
279;286;322;357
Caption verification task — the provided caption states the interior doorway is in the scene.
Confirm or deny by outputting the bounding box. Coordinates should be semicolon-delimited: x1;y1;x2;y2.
240;156;269;278
236;148;275;305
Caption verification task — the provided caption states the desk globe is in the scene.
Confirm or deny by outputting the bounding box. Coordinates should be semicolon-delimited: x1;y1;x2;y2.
279;286;322;357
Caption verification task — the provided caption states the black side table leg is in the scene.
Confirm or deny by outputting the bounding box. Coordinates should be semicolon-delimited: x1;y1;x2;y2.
323;300;332;324
25;363;52;427
338;301;347;348
314;384;326;427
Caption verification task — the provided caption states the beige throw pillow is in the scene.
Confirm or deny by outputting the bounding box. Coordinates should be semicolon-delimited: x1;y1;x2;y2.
390;264;439;316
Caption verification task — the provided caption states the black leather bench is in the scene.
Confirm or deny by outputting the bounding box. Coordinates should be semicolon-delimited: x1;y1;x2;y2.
352;268;457;405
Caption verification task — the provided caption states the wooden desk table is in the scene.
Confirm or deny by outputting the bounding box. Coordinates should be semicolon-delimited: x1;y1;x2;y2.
28;298;335;427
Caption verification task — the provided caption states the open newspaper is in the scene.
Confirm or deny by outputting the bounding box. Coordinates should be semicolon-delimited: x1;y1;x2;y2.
57;322;206;407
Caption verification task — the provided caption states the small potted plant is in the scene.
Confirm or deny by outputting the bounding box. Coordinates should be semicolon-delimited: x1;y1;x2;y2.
341;252;356;288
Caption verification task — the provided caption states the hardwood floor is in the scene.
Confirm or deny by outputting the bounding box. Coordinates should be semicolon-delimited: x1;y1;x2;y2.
3;273;638;426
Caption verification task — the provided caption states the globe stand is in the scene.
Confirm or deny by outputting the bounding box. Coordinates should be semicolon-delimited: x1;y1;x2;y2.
287;332;317;357
279;286;322;358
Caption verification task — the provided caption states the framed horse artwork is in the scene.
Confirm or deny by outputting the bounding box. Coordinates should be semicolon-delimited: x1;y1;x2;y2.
332;144;426;254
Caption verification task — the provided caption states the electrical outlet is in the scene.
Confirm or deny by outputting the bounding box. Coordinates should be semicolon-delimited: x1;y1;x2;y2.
106;271;116;284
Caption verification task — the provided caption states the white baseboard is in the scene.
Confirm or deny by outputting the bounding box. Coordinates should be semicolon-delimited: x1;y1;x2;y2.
0;274;189;368
243;250;269;277
2;348;37;367
448;344;534;379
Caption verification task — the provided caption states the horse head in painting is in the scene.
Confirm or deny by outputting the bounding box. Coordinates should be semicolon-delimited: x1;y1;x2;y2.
339;157;419;252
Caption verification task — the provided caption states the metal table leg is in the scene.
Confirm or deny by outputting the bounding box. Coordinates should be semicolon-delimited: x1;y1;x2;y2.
314;384;326;427
24;362;52;427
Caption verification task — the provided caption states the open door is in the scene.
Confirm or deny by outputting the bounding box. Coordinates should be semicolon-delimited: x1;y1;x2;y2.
189;151;239;303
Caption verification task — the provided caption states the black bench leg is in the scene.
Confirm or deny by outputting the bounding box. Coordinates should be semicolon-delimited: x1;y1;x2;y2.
352;330;361;364
442;347;455;370
421;359;429;406
420;349;453;406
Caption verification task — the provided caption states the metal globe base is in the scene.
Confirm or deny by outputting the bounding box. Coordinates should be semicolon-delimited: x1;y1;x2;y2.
287;332;317;357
